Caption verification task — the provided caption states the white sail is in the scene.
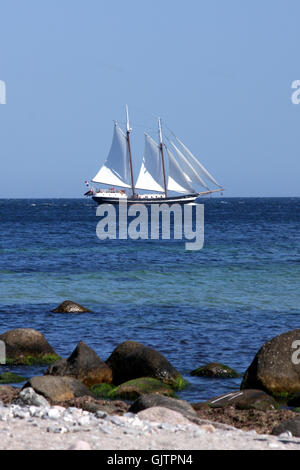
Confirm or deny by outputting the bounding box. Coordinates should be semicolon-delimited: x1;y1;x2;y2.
92;122;132;188
135;134;165;192
169;141;210;190
174;135;221;188
166;147;196;194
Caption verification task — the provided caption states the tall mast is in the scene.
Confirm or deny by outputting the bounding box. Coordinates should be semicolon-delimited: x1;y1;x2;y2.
126;104;136;197
158;117;168;197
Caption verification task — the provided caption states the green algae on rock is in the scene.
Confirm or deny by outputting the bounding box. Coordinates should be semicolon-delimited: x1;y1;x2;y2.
108;377;177;401
0;372;27;384
0;328;60;366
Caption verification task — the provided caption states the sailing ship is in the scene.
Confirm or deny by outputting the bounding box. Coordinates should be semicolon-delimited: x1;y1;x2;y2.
85;106;224;205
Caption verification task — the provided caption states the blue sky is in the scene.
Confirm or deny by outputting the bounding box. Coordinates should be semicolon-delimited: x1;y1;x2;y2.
0;0;299;198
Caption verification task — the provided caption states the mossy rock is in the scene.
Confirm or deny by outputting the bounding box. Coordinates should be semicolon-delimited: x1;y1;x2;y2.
5;354;61;366
0;372;27;384
90;383;116;399
191;362;240;378
172;375;190;390
108;377;177;401
106;340;184;388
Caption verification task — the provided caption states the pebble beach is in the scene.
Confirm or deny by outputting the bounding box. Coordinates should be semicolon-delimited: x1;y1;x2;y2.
1;399;300;451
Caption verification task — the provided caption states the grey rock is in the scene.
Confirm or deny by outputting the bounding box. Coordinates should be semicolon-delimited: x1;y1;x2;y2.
272;416;300;437
23;376;93;402
16;387;50;408
129;393;197;422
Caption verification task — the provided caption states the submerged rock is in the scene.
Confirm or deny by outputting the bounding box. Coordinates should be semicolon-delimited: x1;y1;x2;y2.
241;329;300;401
191;362;240;378
51;300;91;313
23;376;93;403
106;340;186;388
0;328;59;365
46;341;113;387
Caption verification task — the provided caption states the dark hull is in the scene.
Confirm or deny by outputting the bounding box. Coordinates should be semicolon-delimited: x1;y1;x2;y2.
92;193;199;206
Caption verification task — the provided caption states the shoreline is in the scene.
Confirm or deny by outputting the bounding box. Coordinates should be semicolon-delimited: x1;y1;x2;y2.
0;401;299;451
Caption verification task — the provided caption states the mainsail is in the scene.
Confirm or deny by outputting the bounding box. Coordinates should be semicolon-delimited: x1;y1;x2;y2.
92;122;132;188
135;134;165;192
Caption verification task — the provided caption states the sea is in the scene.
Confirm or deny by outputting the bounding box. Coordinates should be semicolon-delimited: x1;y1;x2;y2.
0;197;300;403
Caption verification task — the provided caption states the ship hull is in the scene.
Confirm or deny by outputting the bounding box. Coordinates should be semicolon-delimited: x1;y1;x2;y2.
92;193;200;206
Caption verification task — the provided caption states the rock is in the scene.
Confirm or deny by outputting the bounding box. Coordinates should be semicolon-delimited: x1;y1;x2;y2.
193;389;277;412
241;329;300;400
191;362;240;378
51;300;91;313
0;328;59;365
199;424;215;433
129;393;198;422
60;396;129;415
106;340;186;388
0;385;19;404
68;441;91;450
136;406;195;427
23;376;93;403
14;387;50;407
272;416;300;437
108;377;175;401
0;372;26;384
46;341;112;387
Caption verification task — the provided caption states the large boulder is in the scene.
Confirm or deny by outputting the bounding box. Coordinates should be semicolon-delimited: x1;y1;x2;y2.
129;393;198;422
241;329;300;400
191;362;239;378
46;341;113;387
193;389;277;412
106;340;185;388
0;328;59;365
51;300;91;313
23;376;93;403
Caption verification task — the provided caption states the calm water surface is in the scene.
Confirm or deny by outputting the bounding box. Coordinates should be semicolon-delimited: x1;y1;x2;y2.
0;197;300;402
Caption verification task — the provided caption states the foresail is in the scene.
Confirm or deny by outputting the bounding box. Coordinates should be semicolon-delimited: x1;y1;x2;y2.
92;122;132;188
135;134;165;192
169;141;210;190
166;147;196;194
174;135;222;188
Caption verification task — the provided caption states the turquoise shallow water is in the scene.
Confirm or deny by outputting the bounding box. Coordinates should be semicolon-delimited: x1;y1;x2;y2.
0;197;300;402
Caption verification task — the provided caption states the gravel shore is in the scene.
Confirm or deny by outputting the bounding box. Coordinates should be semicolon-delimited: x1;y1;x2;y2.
1;401;300;450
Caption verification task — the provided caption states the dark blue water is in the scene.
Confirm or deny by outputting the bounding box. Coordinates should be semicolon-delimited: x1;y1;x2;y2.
0;197;300;402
